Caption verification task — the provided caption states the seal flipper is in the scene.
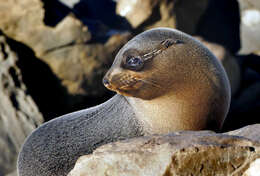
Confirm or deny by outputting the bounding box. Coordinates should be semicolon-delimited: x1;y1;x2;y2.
18;94;142;176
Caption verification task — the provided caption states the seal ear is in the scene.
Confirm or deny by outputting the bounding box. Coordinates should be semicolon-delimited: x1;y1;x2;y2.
160;39;183;48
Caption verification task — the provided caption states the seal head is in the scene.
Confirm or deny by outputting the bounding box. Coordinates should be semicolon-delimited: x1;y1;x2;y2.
103;27;231;131
103;31;187;99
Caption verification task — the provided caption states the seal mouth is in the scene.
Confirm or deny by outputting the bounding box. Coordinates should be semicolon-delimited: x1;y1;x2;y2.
108;80;142;91
103;75;143;95
115;81;143;97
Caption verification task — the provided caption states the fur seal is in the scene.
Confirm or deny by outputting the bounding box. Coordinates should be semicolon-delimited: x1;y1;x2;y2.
18;28;231;176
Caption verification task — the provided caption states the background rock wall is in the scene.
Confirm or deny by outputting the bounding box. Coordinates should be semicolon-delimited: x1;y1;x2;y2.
0;0;260;175
0;35;43;175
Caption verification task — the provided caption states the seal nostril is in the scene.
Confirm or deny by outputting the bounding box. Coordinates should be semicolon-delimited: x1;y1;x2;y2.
103;78;110;86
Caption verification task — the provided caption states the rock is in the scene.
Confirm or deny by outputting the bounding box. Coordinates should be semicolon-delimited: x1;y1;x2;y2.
0;0;130;99
116;0;159;28
59;0;80;8
116;0;209;34
244;158;260;176
195;36;241;96
238;0;260;55
6;170;17;176
0;0;91;57
69;0;131;31
226;124;260;142
0;35;43;175
68;129;260;176
223;67;260;131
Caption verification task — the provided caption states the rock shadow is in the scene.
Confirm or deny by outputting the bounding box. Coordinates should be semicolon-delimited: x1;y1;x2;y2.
196;0;240;53
4;35;71;121
41;0;132;42
3;32;116;122
223;54;260;131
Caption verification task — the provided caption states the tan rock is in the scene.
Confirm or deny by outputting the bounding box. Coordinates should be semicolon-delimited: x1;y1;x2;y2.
68;130;260;176
238;0;260;55
0;35;43;175
0;0;130;97
0;0;90;57
116;0;160;28
116;0;208;34
195;36;241;96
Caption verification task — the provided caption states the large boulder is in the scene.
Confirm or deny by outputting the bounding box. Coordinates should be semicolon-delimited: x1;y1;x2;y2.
0;35;43;175
68;125;260;176
238;0;260;55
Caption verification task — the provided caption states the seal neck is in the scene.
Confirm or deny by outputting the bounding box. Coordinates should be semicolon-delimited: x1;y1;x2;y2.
126;80;214;135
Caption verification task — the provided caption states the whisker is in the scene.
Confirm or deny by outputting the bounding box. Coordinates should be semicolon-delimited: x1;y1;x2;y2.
119;84;131;89
135;78;162;89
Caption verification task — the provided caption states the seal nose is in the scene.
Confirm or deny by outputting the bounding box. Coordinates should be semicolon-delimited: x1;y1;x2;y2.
103;77;110;86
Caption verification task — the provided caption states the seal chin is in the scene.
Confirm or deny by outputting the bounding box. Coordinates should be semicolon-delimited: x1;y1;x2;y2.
112;81;143;95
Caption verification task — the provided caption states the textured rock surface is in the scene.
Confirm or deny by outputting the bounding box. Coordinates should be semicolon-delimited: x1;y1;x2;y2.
68;130;260;176
116;0;209;34
238;0;260;55
0;35;43;175
195;36;241;95
226;124;260;142
0;0;130;98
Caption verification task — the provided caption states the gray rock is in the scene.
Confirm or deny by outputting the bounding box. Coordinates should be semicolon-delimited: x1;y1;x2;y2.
68;129;260;176
226;124;260;142
59;0;80;8
0;35;43;176
5;170;17;176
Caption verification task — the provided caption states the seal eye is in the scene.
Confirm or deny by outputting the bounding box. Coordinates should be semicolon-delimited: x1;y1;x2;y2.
125;56;144;71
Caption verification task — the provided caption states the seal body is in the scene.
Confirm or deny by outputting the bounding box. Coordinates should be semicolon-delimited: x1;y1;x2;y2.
18;95;142;176
18;28;231;176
